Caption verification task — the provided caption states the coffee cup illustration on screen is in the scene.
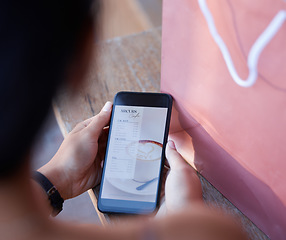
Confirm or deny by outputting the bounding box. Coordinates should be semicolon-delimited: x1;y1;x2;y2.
126;140;162;183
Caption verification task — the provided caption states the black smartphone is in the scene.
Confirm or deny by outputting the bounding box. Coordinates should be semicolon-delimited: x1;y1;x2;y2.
98;91;172;214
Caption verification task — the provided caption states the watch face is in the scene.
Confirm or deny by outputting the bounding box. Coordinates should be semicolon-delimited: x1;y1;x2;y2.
50;188;64;216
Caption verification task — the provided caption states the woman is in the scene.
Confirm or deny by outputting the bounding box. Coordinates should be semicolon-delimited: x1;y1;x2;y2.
0;1;246;239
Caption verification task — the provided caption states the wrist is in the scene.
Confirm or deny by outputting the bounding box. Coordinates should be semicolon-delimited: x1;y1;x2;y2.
38;161;70;200
32;171;64;216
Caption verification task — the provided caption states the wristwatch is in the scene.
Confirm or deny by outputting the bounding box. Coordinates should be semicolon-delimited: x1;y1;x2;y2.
32;171;64;216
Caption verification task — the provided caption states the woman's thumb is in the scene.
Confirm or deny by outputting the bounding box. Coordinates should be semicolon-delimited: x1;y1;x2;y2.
165;140;190;170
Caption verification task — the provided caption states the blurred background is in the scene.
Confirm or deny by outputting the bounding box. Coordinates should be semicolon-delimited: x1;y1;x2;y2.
31;0;162;224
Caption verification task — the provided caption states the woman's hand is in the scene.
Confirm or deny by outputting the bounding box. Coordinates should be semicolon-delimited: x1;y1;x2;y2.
38;101;112;200
164;140;203;213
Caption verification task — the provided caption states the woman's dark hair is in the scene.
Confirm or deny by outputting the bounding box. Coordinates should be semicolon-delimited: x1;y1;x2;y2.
0;0;101;177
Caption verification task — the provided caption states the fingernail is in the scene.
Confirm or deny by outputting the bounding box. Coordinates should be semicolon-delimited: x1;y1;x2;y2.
168;140;176;149
102;101;112;112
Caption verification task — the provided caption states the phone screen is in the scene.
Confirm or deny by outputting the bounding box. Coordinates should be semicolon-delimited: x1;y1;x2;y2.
99;101;170;214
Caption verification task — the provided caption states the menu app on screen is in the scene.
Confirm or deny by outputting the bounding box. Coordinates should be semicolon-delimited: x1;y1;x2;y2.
98;92;172;214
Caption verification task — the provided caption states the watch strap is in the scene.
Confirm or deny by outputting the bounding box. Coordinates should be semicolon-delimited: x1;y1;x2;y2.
32;171;64;216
